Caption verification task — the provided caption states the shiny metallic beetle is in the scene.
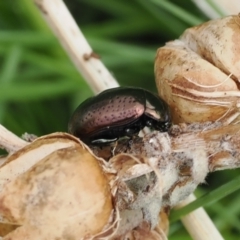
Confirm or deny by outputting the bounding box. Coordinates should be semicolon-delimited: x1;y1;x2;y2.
68;87;171;145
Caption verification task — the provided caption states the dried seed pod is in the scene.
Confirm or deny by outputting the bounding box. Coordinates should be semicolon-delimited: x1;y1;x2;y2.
0;133;115;239
155;14;240;124
180;15;240;81
0;133;80;191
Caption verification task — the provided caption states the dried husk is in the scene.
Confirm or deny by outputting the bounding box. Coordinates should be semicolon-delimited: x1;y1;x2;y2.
155;14;240;124
0;133;115;239
109;153;163;237
94;146;169;239
0;133;80;191
2;122;240;238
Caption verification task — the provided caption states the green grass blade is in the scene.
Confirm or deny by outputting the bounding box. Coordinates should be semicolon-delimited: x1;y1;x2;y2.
150;0;203;25
170;175;240;222
0;80;79;102
0;45;22;120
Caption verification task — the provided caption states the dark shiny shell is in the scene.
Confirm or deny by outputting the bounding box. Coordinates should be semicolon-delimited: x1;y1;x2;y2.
68;87;171;144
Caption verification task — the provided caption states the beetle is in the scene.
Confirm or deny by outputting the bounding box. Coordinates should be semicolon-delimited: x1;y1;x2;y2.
68;87;171;145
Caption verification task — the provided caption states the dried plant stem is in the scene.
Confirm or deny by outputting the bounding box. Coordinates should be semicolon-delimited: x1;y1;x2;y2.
34;0;119;94
176;194;224;240
0;124;28;153
192;0;240;18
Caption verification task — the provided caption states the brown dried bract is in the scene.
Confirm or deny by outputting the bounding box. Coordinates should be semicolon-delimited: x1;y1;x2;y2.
0;133;115;239
155;14;240;124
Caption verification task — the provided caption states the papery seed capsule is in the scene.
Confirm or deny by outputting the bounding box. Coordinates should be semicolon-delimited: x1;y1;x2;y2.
68;87;171;145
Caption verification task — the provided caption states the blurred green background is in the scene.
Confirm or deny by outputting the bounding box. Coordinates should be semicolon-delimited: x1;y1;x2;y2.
1;0;239;239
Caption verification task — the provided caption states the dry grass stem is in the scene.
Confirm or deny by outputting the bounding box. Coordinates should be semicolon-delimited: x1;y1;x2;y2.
176;194;224;240
0;124;28;154
34;0;119;93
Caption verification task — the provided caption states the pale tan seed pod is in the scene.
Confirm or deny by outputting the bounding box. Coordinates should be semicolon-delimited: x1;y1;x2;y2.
0;133;116;240
155;14;240;124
